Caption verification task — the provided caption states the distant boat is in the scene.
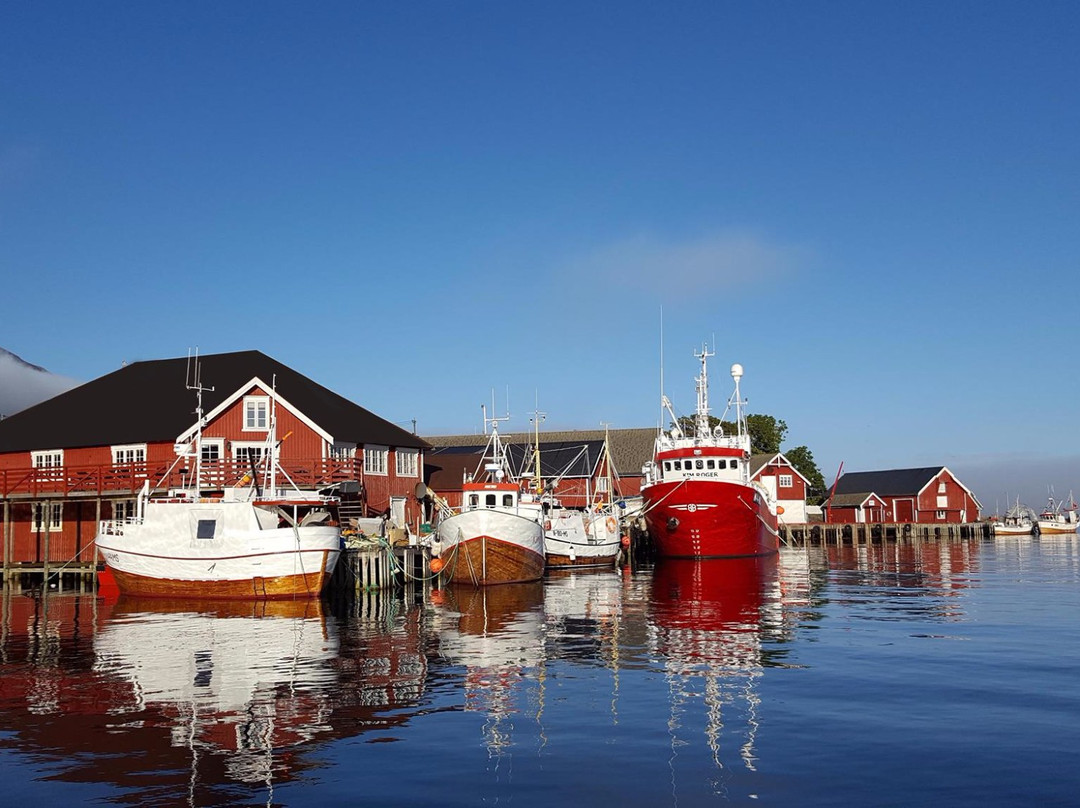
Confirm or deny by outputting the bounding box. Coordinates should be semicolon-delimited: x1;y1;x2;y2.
94;360;341;600
640;347;779;558
433;412;545;585
1036;492;1080;535
992;497;1035;536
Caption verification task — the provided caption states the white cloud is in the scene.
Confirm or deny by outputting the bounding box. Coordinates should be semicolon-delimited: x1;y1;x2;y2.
0;352;79;417
561;229;807;297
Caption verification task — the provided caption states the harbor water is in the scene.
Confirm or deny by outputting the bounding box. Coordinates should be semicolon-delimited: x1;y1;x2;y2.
1;536;1078;806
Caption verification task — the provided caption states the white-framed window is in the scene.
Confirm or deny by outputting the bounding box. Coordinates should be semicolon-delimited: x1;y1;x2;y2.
31;450;64;482
113;500;137;522
597;476;610;493
233;442;268;465
936;510;946;520
395;448;418;477
111;444;147;465
364;446;388;475
938;481;947;494
200;439;224;463
34;502;62;532
32;450;63;469
778;474;793;488
329;442;356;461
243;396;269;431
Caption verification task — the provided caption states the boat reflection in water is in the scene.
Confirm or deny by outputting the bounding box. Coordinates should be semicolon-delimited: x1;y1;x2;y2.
93;597;339;790
433;582;546;755
649;555;782;781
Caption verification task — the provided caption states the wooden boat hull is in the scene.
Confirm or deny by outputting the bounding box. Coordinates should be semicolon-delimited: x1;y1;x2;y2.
437;509;545;585
107;557;334;600
1036;522;1079;534
992;523;1034;535
642;479;779;558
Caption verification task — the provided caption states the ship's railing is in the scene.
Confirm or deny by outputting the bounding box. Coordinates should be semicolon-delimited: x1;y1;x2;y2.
1;457;362;498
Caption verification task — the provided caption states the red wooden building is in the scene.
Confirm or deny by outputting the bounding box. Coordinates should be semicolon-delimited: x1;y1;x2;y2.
0;351;429;573
749;452;811;523
823;466;981;524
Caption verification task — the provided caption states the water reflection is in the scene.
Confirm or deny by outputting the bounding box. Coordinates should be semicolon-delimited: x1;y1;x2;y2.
5;538;1067;805
649;557;782;782
432;583;545;755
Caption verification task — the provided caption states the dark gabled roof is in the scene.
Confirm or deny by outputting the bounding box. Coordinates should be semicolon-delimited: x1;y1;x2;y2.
424;427;656;476
426;440;606;480
0;350;428;453
833;467;944;498
826;492;881;508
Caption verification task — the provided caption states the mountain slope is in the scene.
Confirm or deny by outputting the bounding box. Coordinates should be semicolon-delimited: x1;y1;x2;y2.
0;348;80;417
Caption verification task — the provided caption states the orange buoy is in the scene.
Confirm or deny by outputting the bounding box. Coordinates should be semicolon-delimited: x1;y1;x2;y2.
776;505;785;515
620;535;630;548
430;557;445;573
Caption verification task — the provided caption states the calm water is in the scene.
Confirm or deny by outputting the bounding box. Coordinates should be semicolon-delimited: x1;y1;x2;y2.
2;537;1079;806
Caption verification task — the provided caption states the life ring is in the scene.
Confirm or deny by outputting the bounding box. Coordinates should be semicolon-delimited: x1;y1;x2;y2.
605;516;618;534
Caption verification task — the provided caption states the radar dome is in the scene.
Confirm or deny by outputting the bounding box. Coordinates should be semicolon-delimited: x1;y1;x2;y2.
730;363;744;379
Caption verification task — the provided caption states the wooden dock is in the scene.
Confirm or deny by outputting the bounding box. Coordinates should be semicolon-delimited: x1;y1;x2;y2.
779;522;992;546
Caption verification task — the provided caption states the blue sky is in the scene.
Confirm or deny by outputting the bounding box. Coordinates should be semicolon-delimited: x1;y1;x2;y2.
3;2;1078;509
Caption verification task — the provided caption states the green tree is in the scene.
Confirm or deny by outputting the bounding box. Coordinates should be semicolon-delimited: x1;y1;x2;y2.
785;445;827;504
746;414;787;454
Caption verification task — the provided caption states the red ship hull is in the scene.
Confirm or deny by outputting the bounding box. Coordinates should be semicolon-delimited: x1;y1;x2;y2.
642;479;779;558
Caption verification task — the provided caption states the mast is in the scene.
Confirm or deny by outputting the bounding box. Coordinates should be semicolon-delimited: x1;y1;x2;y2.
185;350;214;495
531;406;546;494
694;343;714;440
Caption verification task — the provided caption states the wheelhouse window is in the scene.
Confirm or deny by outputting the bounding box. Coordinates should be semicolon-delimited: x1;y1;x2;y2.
502;494;514;507
485;494;497;507
706;460;715;469
111;444;147;465
396;448;419;477
364;446;388;475
243;396;269;431
779;474;793;488
731;460;739;469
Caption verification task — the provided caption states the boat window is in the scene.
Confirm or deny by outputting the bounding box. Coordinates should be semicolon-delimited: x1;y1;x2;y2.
502;494;514;507
469;494;479;507
664;461;671;472
730;460;739;469
485;494;497;507
673;461;681;470
696;459;704;469
706;460;715;469
196;519;216;539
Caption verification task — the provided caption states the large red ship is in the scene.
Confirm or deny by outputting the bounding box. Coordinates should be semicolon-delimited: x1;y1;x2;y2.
640;347;779;558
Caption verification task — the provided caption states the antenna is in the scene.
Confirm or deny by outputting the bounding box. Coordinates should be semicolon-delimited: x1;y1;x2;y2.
659;307;665;430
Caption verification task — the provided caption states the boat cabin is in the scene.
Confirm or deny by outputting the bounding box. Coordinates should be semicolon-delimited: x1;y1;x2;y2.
462;482;525;511
653;447;748;484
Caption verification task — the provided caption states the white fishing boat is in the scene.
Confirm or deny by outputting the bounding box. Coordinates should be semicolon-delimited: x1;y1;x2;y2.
525;418;622;569
1036;492;1080;535
95;358;341;600
991;497;1035;536
432;410;545;586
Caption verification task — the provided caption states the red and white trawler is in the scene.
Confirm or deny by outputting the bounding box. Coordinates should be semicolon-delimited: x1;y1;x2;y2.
433;414;545;586
640;347;780;558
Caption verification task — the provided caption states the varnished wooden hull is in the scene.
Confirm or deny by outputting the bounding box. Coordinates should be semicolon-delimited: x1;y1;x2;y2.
109;555;334;600
545;551;619;569
441;536;545;586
